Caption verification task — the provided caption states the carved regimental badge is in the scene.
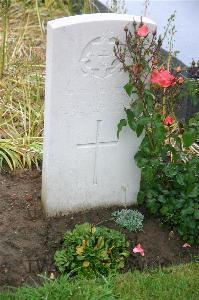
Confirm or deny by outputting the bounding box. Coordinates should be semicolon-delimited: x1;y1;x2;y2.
80;34;120;79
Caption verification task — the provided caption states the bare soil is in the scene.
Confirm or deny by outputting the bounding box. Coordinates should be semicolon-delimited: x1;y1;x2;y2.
0;170;198;287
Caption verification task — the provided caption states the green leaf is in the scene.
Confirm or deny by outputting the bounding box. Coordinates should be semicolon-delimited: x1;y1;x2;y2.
175;199;185;209
131;100;144;117
121;251;130;257
124;82;134;97
158;195;166;203
144;89;155;98
137;191;145;204
136;124;144;137
194;210;199;219
163;164;178;178
187;185;199;198
143;167;154;183
190;95;198;106
181;207;194;216
182;129;197;147
176;174;185;186
117;119;127;138
160;206;169;215
147;199;160;214
125;108;136;131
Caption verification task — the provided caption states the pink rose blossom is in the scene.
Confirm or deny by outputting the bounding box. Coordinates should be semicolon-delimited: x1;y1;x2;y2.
133;243;145;256
137;25;149;37
150;67;175;88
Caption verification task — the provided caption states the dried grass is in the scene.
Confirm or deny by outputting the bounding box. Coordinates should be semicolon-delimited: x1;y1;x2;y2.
0;1;96;170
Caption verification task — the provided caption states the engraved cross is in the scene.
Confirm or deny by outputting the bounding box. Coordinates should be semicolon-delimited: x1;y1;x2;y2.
77;120;118;185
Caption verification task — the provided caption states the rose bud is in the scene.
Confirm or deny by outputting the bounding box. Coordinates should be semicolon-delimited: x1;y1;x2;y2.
115;38;119;46
175;65;181;73
152;28;157;36
164;115;174;126
178;76;184;84
137;24;149;37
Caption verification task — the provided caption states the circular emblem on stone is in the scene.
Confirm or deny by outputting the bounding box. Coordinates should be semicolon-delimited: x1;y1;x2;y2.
80;34;120;79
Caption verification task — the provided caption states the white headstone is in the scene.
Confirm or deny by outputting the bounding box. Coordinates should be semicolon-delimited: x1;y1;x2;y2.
42;13;156;216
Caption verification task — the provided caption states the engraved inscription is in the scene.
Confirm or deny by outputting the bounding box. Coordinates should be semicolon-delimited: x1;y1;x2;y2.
63;89;128;116
77;120;118;184
80;34;120;79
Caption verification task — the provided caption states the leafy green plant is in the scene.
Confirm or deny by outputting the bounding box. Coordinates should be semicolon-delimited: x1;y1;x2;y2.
112;209;144;232
114;17;199;244
0;139;22;170
138;158;199;244
183;112;199;147
54;223;129;277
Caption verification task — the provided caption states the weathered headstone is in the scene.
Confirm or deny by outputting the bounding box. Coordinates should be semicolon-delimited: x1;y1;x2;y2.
42;14;156;216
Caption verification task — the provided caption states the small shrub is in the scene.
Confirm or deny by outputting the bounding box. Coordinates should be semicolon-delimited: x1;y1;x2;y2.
138;157;199;245
54;223;129;277
112;209;144;232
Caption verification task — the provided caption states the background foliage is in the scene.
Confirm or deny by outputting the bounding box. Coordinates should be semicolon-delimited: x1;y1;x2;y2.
0;0;97;170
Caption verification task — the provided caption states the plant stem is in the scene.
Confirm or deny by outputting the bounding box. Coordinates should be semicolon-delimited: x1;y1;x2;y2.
35;0;44;40
162;90;166;116
0;4;9;79
138;90;156;151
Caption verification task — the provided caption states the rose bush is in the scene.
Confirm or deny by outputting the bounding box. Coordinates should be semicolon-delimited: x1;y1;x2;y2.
115;20;199;244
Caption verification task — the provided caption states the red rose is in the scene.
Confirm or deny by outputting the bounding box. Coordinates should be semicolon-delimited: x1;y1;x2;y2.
164;115;174;126
150;67;175;88
137;24;149;37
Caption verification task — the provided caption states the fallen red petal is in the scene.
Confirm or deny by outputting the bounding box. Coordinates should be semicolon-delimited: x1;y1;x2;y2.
133;243;145;256
182;243;191;248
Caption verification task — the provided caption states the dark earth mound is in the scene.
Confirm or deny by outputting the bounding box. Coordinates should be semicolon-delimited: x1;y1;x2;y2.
0;170;198;287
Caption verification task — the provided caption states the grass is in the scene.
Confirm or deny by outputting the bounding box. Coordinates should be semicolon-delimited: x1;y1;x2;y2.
0;0;98;170
0;1;50;170
0;263;199;299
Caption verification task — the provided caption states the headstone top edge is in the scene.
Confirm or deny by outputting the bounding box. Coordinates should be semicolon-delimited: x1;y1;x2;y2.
47;13;156;30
